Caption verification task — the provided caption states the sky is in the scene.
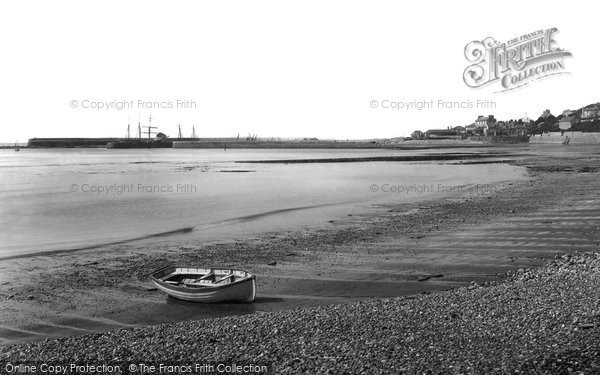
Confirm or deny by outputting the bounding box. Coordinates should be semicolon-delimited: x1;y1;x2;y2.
0;0;598;142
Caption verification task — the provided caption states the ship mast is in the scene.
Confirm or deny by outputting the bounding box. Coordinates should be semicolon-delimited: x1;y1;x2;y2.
144;114;158;139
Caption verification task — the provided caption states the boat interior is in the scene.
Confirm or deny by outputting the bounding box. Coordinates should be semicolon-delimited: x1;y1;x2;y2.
160;268;248;288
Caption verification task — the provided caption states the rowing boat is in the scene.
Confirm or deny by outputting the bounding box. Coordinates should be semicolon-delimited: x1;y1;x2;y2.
150;266;256;303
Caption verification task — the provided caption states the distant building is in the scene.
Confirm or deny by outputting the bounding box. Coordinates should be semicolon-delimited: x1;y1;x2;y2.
488;121;510;136
475;115;495;128
562;109;574;117
465;123;480;135
520;116;533;124
472;115;495;136
512;123;528;136
581;104;600;122
540;109;552;119
451;126;466;133
559;116;578;130
485;122;496;136
502;120;527;136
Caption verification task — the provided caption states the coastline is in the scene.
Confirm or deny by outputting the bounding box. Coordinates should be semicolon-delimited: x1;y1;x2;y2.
21;137;528;149
1;148;599;372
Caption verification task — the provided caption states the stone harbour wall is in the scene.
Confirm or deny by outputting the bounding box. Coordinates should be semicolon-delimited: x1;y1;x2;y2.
529;132;600;144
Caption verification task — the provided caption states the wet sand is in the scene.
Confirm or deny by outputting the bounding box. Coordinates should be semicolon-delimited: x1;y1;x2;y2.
0;146;599;346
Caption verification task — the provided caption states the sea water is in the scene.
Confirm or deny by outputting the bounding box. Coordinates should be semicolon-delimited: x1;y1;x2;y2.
0;148;526;258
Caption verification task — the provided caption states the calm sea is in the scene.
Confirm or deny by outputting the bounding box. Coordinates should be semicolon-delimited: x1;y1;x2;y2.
0;148;526;258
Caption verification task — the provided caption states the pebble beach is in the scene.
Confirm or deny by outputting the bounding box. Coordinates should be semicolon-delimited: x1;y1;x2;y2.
1;252;599;374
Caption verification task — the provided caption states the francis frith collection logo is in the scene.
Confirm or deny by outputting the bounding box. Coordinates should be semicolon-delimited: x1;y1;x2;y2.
463;28;572;92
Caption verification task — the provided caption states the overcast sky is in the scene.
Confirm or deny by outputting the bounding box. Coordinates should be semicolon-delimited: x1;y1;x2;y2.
0;0;597;142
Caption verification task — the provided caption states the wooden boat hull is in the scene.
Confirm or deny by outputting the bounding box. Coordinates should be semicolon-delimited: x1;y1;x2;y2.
150;266;256;303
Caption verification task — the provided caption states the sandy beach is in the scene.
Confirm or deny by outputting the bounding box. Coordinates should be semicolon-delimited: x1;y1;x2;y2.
1;145;599;373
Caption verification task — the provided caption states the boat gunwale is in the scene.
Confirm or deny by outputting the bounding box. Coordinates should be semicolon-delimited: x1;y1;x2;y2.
150;266;255;293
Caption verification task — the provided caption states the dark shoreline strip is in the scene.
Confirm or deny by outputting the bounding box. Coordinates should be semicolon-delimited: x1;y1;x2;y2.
0;203;340;262
0;227;195;262
236;153;515;164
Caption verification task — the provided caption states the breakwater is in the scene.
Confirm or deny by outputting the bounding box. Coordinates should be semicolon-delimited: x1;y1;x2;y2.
27;138;119;148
